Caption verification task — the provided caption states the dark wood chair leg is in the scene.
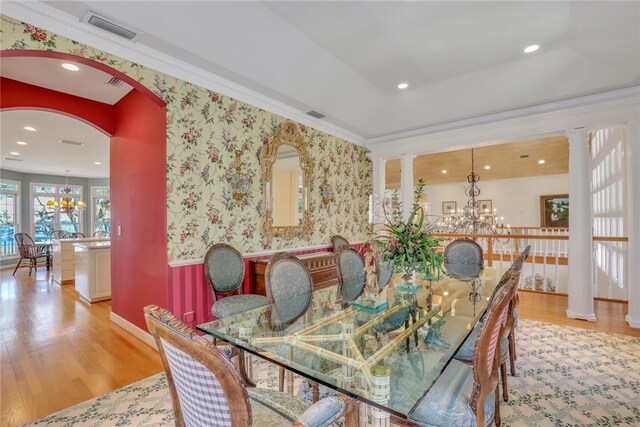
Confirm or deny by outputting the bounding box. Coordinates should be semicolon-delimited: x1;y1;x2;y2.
12;258;23;275
500;362;508;402
310;380;319;402
508;330;517;376
494;385;502;426
278;366;285;392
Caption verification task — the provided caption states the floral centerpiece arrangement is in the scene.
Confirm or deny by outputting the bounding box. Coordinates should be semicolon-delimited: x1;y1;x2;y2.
367;179;445;290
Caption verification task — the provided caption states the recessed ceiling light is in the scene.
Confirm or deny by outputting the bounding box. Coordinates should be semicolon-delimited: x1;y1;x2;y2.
524;44;539;54
538;159;546;164
10;152;20;156
62;63;79;71
16;141;27;145
397;82;409;89
484;165;491;170
94;161;102;165
441;169;447;174
24;126;36;131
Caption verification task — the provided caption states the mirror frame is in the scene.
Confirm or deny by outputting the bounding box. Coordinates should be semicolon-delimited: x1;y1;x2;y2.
260;122;314;242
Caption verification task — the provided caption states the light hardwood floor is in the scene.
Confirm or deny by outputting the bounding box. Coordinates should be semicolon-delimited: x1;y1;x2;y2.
1;267;162;427
1;267;638;426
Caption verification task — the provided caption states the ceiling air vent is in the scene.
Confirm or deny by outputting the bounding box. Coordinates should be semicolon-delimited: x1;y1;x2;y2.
106;76;124;87
82;11;139;41
4;157;22;162
60;139;85;146
520;154;530;159
306;110;326;119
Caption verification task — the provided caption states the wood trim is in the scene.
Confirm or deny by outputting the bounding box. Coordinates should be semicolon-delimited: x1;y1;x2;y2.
110;311;158;350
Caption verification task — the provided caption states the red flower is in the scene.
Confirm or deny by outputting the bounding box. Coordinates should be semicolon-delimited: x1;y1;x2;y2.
391;239;399;247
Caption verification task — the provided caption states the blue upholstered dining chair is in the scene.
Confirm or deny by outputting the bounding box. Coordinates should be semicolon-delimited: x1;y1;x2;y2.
407;271;519;427
144;305;350;427
336;247;366;303
330;234;350;252
204;243;268;319
264;252;318;398
443;238;484;280
375;259;394;291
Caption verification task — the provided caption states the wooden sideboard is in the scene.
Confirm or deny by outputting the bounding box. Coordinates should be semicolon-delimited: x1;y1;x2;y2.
250;251;338;296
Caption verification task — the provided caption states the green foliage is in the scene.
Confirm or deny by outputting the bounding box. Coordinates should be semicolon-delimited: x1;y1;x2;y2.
371;179;445;280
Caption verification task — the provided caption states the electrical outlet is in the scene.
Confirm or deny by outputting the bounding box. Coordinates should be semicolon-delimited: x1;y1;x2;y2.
184;311;195;323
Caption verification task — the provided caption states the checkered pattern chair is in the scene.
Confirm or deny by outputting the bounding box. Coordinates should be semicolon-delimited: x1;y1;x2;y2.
407;271;518;427
144;305;351;427
204;243;268;319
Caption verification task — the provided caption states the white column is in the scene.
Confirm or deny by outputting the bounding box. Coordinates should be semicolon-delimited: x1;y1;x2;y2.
625;121;640;328
370;154;387;225
566;128;596;321
400;154;415;221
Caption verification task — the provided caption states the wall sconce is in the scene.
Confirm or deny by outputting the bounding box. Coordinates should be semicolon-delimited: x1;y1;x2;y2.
230;150;250;202
320;167;335;206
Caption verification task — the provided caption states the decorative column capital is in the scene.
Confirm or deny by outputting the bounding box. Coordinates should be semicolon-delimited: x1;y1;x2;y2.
565;127;589;143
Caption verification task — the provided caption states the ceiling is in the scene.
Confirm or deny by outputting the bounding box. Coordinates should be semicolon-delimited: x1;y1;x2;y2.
1;110;110;179
41;1;640;140
0;56;130;178
1;57;133;104
385;135;569;188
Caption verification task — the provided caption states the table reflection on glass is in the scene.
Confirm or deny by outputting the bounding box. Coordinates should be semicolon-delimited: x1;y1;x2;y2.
197;275;495;424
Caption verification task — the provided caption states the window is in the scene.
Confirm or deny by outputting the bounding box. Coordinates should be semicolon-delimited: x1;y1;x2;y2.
591;127;627;299
32;183;83;241
91;187;111;234
0;180;20;257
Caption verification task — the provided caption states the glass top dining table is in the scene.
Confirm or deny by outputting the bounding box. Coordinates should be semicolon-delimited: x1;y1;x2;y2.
197;273;493;422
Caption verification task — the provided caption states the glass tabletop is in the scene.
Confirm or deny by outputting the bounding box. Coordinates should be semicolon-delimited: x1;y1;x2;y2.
197;275;493;420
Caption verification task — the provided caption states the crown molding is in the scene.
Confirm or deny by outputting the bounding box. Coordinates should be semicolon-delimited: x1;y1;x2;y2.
1;1;366;146
368;87;640;158
368;86;640;147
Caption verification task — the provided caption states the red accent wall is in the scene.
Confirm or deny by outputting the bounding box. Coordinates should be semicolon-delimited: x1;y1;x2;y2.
112;90;168;330
0;77;114;135
168;243;364;329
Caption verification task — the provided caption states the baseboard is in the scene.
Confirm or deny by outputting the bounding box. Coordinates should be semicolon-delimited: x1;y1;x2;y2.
625;314;640;329
566;310;597;322
110;311;158;351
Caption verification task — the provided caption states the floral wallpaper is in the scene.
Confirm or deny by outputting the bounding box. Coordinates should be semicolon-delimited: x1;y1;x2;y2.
1;15;372;261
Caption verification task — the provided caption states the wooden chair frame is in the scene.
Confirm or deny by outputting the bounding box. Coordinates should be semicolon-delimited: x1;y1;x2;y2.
144;305;252;426
13;233;51;276
470;273;519;427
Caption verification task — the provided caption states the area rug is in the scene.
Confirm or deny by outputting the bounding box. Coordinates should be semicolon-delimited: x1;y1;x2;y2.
24;320;640;426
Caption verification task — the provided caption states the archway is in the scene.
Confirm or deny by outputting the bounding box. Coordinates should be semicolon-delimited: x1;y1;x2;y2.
1;50;168;334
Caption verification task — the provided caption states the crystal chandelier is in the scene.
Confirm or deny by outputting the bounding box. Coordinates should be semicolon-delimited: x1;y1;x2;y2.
46;170;86;214
441;149;505;235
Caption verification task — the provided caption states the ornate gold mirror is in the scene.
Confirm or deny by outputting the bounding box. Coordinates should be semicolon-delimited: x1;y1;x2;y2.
261;122;313;241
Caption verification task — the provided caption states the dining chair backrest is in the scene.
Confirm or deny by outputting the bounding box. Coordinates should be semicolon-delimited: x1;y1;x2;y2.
66;232;85;239
265;252;313;326
144;305;251;427
444;238;483;280
331;235;350;253
92;230;110;238
336;247;366;302
375;259;394;291
204;243;245;299
14;233;35;256
50;230;67;240
470;272;518;422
